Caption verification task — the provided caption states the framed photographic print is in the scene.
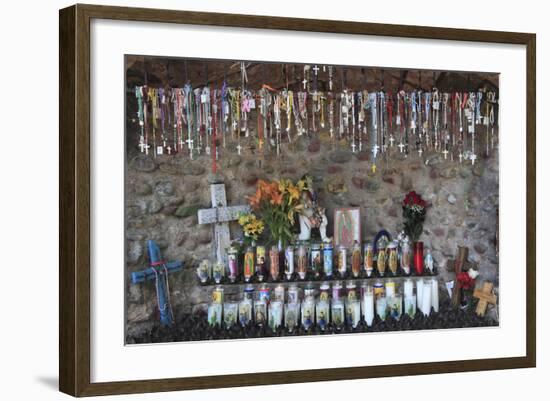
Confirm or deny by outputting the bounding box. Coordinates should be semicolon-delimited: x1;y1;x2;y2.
59;3;536;397
333;208;361;247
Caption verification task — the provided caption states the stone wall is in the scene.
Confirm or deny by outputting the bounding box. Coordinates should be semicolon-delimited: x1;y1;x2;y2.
125;132;499;337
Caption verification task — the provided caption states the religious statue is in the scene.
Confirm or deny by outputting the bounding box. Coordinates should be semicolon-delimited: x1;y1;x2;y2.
297;178;330;242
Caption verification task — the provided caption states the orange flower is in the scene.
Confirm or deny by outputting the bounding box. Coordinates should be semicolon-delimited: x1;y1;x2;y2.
247;187;263;209
270;190;283;205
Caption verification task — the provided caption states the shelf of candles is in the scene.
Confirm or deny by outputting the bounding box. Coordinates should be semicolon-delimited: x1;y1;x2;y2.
205;276;444;333
197;266;439;287
126;300;498;344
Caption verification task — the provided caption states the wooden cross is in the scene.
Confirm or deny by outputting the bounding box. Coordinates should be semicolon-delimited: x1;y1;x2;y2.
131;240;183;327
473;281;497;317
197;183;250;265
446;246;477;308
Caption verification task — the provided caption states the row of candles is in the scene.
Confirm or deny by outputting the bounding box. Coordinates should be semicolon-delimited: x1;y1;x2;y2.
206;278;440;331
198;239;434;284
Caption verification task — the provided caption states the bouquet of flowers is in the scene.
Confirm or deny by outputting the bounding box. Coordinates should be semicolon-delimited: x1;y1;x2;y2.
402;191;427;243
457;268;479;307
237;212;265;245
244;178;309;248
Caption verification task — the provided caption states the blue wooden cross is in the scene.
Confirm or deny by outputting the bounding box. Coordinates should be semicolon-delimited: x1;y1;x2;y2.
131;240;183;327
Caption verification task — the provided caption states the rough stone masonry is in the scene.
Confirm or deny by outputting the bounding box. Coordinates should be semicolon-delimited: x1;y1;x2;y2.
125;134;499;338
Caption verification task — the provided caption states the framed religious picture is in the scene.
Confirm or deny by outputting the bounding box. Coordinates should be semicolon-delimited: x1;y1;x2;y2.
59;3;536;397
333;207;362;248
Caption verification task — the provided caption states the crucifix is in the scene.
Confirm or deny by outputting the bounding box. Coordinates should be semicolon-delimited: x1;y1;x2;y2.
198;182;250;265
446;246;477;308
131;240;183;327
473;281;497;317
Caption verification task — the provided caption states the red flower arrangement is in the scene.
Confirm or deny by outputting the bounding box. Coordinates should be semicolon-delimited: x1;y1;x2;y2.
457;271;476;290
402;191;427;242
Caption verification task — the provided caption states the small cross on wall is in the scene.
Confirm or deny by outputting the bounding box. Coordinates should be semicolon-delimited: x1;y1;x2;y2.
473;281;497;317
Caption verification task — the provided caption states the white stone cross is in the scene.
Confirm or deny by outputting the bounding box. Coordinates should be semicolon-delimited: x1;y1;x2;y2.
198;183;250;265
442;148;449;159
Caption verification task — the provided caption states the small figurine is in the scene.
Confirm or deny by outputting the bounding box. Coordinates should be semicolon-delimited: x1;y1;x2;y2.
424;249;434;273
297;176;330;242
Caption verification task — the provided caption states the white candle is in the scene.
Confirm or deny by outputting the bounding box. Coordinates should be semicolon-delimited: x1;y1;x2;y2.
431;279;439;313
421;281;432;316
416;279;424;310
363;289;374;326
404;279;414;298
385;281;396;297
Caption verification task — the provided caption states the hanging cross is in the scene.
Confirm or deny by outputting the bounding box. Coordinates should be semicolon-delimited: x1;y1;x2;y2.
312;65;320;75
398;142;405;153
302;78;308;90
372;144;380;159
473;281;497;317
197;183;250;264
442;149;449;159
131;240;183;327
138;142;149;153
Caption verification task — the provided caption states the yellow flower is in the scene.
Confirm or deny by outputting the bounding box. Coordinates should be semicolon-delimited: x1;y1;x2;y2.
287;184;300;204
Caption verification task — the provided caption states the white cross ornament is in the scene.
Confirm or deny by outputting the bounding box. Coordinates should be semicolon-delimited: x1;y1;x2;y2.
236;143;243;155
302;78;308;89
312;65;320;75
198;183;250;265
398;142;405;153
470;153;477;165
389;136;395;147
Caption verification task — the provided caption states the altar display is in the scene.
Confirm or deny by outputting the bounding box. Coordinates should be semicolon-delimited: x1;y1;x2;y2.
125;57;499;344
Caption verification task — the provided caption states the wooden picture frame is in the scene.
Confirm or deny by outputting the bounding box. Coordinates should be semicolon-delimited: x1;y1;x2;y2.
59;3;536;396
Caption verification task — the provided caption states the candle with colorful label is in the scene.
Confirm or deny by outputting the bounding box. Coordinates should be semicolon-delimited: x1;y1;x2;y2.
227;246;238;283
244;246;255;282
351;241;361;277
284;245;295;280
256;245;266;281
297;243;307;280
388;241;398;275
364;243;374;277
269;245;280;281
337;245;347;276
323;242;333;277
